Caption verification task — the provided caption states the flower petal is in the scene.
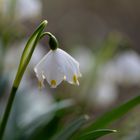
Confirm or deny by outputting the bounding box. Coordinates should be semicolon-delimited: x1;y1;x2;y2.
56;49;81;85
34;48;81;88
35;50;65;88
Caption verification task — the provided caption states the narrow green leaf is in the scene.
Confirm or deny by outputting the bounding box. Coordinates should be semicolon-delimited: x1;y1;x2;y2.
0;20;48;140
14;20;48;87
22;100;74;140
84;96;140;132
79;129;117;140
52;115;89;140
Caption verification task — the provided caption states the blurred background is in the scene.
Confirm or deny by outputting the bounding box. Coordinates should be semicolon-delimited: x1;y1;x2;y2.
0;0;140;140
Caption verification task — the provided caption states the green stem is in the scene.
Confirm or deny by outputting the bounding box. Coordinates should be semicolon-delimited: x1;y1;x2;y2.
0;20;47;140
0;86;17;140
40;32;59;50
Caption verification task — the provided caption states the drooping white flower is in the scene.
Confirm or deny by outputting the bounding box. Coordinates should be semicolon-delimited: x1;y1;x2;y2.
34;48;81;88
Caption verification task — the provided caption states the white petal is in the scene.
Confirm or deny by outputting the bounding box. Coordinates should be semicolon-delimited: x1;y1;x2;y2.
57;49;81;85
34;68;45;88
34;48;81;88
34;50;64;88
34;51;52;87
59;49;81;76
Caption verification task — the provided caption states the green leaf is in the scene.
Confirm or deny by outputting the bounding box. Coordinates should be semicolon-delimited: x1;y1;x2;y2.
52;115;89;140
0;20;48;140
79;129;117;140
84;96;140;132
19;100;74;140
13;20;48;87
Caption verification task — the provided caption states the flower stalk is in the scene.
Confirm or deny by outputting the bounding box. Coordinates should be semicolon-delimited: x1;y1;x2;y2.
40;32;59;50
0;20;48;140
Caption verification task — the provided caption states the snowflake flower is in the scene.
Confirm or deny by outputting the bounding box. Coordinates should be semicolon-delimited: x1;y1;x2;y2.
34;48;81;88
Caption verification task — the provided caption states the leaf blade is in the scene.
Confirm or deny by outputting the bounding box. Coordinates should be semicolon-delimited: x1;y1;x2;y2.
14;20;48;87
80;129;117;140
85;96;140;132
52;115;89;140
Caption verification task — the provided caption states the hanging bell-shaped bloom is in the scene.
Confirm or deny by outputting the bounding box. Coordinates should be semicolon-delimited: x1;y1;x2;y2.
34;48;81;88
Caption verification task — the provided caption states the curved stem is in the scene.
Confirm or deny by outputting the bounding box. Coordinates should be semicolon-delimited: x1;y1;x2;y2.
40;32;59;50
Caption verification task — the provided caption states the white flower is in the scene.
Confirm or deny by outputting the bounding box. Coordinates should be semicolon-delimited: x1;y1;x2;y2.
34;48;81;88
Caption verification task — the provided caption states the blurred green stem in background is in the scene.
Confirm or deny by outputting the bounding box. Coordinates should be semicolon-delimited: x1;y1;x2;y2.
0;20;48;140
